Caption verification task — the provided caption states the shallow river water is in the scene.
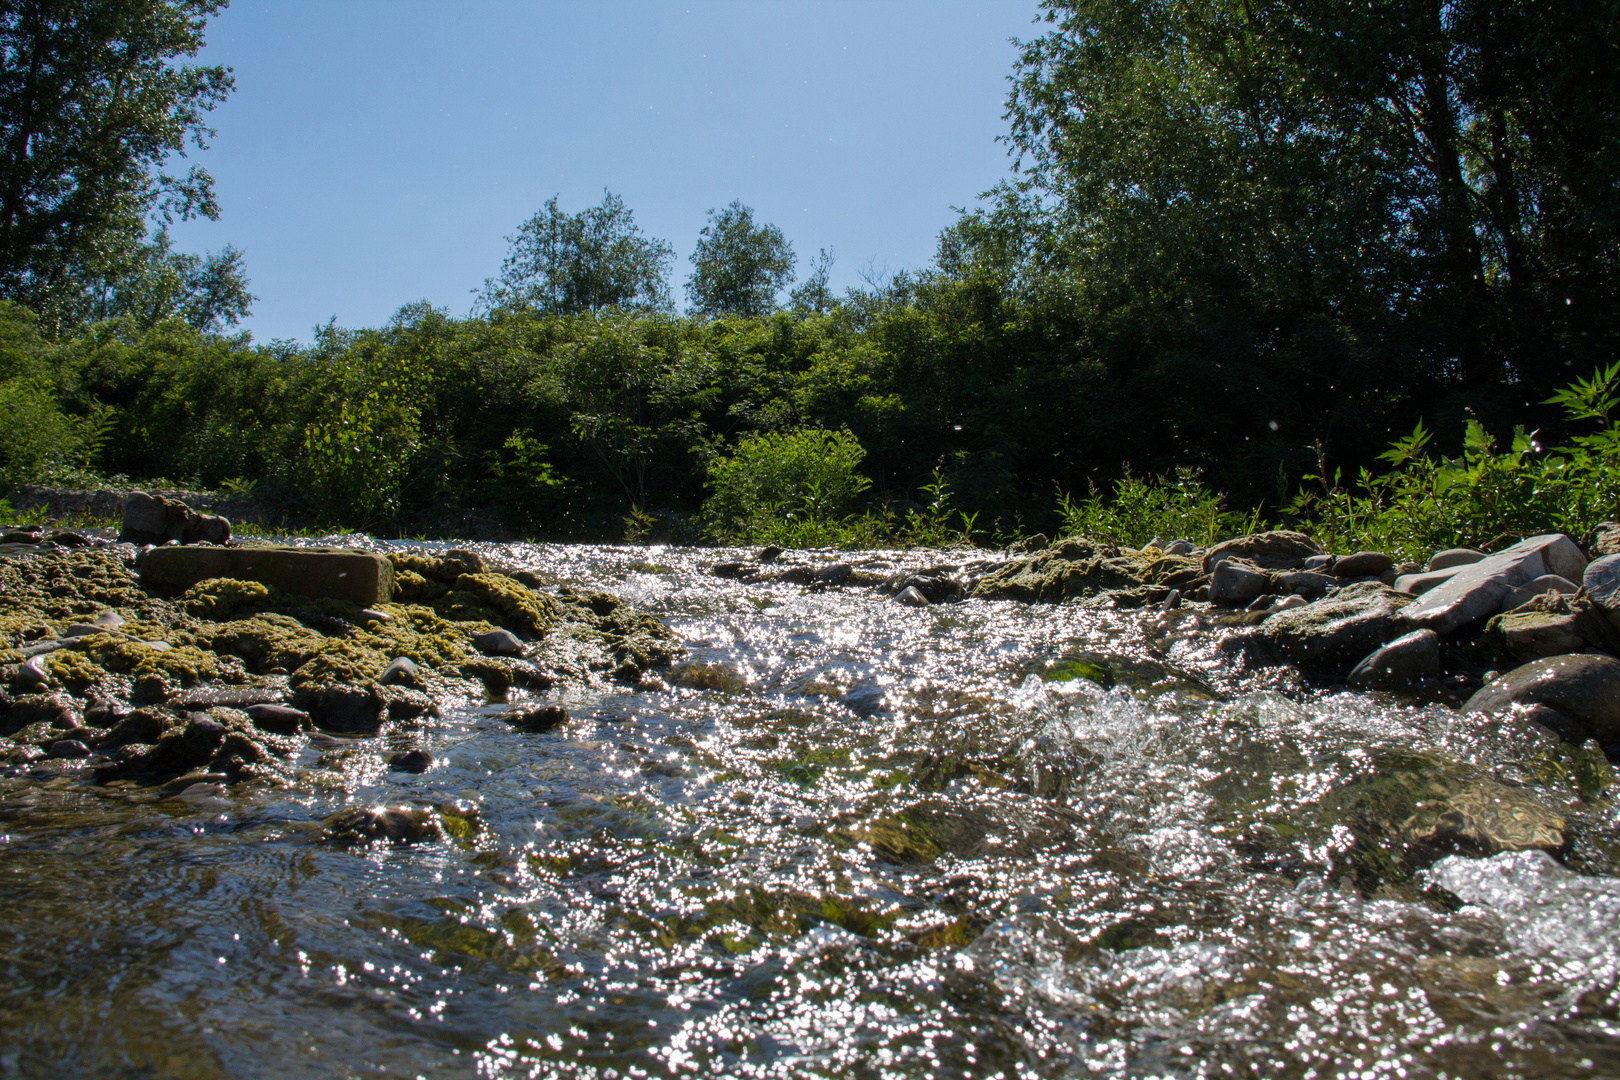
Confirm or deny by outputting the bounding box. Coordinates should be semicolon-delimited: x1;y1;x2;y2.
2;541;1619;1079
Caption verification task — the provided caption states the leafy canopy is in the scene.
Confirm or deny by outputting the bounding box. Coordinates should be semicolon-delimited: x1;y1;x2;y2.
0;0;238;330
686;200;795;318
479;189;674;316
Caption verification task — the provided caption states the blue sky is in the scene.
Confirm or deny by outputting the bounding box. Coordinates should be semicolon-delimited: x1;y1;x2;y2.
166;1;1040;343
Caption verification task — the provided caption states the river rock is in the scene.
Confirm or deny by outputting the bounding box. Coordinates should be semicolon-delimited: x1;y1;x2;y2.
1318;751;1566;888
1494;611;1584;663
1346;629;1440;690
306;684;387;735
895;585;930;607
1398;535;1588;635
814;562;854;586
472;628;524;656
323;804;441;845
140;545;396;605
244;703;309;736
1210;557;1271;606
1162;540;1196;556
1334;551;1394;578
120;491;232;546
502;703;568;733
1501;574;1580;612
1583;554;1620;616
1201;530;1323;573
387;749;433;773
1427;547;1486;572
379;656;421;686
1222;581;1411;677
1272;570;1338;597
1465;654;1620;743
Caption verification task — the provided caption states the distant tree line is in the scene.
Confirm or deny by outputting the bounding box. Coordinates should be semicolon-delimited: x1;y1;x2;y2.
0;0;1614;541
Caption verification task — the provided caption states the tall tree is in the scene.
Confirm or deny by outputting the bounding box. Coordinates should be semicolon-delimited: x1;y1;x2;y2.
0;0;235;329
479;189;674;316
686;200;795;318
995;0;1620;486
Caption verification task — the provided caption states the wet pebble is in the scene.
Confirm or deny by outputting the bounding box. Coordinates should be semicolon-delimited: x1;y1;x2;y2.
323;804;441;845
387;749;433;773
46;740;89;759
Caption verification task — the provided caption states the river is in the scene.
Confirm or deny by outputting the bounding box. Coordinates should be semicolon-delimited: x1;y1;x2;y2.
1;539;1616;1078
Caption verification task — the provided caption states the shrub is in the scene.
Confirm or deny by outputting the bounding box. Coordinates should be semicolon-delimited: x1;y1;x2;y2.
1288;363;1620;561
1057;467;1254;547
703;427;872;543
0;377;92;486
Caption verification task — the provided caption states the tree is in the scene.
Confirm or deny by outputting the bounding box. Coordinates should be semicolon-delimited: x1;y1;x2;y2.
59;225;251;331
0;1;235;328
789;246;837;314
479;189;673;316
685;200;795;317
992;0;1620;492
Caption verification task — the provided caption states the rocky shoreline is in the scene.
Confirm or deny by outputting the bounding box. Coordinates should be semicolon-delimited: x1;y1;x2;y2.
0;520;681;839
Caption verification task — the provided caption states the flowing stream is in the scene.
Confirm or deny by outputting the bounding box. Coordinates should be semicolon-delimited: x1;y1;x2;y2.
1;540;1618;1078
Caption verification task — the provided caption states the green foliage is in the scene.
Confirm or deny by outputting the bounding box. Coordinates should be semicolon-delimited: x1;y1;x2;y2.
703;427;872;542
0;376;93;486
686;201;796;318
1057;467;1252;548
479;190;674;316
1290;365;1620;561
0;1;236;331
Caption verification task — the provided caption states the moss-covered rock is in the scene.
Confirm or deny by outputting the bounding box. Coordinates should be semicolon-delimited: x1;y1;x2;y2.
970;537;1199;603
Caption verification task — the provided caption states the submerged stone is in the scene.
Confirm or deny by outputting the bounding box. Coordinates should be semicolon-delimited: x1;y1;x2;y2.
1317;751;1566;890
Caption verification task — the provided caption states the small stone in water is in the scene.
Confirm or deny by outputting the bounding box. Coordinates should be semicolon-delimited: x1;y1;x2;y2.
503;703;568;733
323;804;441;845
895;585;930;607
47;740;89;759
387;749;433;773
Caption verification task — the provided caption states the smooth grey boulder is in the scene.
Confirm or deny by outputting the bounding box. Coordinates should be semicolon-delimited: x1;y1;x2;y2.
1495;611;1585;663
1500;574;1580;613
1464;654;1620;743
1221;581;1411;677
894;585;930;607
1202;530;1323;573
814;562;854;586
1210;557;1271;606
1583;553;1620;614
1398;535;1588;635
1334;551;1394;578
1303;554;1334;571
1346;629;1440;690
1162;540;1196;556
472;628;524;656
1427;547;1487;572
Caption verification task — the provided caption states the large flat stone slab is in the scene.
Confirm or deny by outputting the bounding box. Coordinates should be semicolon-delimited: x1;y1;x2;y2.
1397;535;1587;635
140;545;396;605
